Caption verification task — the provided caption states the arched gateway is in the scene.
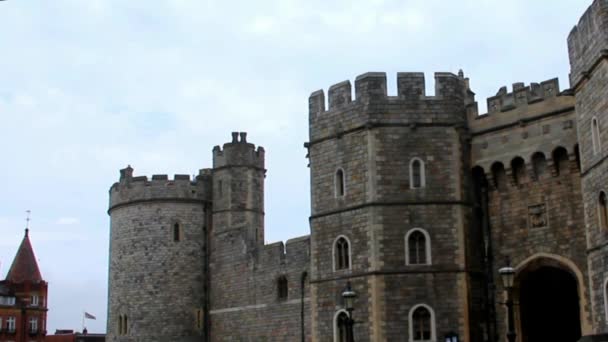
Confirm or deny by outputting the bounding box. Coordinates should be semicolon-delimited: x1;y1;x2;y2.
514;254;588;342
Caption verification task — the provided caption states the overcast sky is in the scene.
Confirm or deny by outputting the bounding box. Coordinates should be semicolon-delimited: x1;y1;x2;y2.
0;0;592;334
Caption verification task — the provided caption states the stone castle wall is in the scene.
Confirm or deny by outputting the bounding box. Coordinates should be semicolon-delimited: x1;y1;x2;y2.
569;0;608;333
107;171;211;342
106;1;608;340
307;72;477;340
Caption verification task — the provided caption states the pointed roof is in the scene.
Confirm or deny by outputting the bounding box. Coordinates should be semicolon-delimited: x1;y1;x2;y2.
5;229;43;283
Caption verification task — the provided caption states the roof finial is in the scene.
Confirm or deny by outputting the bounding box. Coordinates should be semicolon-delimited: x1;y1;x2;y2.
25;210;31;236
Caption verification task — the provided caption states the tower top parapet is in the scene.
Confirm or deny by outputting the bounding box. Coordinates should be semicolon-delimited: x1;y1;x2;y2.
568;0;608;88
308;71;469;142
109;166;211;212
212;132;265;170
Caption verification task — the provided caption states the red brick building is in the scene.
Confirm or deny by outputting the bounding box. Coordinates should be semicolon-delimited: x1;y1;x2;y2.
0;229;48;342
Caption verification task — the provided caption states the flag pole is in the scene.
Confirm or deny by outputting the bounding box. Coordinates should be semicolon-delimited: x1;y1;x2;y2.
82;310;85;332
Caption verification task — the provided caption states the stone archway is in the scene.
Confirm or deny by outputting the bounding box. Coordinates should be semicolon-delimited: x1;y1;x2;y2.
514;255;586;342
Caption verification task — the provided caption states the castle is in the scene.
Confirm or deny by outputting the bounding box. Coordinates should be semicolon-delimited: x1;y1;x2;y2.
106;1;608;341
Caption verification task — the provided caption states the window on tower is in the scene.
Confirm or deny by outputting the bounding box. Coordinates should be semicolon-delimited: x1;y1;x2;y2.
335;169;345;197
409;158;426;189
406;229;431;265
333;236;351;271
335;310;349;342
599;191;608;231
173;223;181;242
277;275;288;301
592;117;601;155
410;304;435;342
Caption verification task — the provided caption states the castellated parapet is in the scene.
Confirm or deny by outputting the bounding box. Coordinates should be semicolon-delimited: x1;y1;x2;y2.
308;72;468;142
108;165;212;212
212;131;265;170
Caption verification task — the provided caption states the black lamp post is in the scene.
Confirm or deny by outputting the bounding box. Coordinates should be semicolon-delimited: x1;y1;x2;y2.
499;260;516;342
342;281;356;342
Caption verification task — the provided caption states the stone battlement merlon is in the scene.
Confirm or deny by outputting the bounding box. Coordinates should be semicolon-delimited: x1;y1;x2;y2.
308;72;468;142
467;78;575;135
470;78;562;118
309;71;466;116
568;0;608;87
212;132;265;170
109;166;212;211
259;236;310;268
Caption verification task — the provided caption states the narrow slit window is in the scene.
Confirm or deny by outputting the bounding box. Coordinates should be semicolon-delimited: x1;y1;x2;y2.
410;158;426;189
592;117;601;155
334;237;350;270
173;223;181;242
277;276;288;301
335;169;345;197
600;192;608;230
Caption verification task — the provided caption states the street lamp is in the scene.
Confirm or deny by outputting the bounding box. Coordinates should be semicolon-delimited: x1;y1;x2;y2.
499;259;516;342
342;282;357;342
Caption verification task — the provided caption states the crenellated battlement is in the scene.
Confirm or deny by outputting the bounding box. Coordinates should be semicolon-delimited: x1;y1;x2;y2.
109;166;212;211
467;78;574;134
309;71;466;115
568;0;608;87
213;132;265;170
259;236;310;268
484;78;560;114
309;72;468;142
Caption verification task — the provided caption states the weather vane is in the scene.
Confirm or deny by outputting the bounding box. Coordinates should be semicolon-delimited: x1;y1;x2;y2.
26;210;31;231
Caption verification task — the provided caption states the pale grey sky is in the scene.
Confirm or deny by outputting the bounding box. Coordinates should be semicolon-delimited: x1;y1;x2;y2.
0;0;592;334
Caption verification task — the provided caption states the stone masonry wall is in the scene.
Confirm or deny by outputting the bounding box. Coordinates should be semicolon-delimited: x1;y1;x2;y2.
469;78;592;338
308;72;475;341
209;134;311;341
108;170;210;342
569;1;608;332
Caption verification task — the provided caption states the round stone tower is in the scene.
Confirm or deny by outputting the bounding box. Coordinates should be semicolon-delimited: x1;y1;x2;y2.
107;166;212;342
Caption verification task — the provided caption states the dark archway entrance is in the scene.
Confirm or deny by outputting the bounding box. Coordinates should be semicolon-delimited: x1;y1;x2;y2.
518;266;581;342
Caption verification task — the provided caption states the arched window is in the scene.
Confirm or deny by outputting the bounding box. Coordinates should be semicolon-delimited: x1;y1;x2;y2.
532;152;547;179
552;147;569;176
599;191;608;231
592;117;601;155
405;229;431;265
118;315;128;335
491;162;506;191
334;310;349;342
410;158;426;189
335;169;345;197
511;157;526;185
409;304;436;342
277;275;288;301
333;236;351;271
173;223;181;242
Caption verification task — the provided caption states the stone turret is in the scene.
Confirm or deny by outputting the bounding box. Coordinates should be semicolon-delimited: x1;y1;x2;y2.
569;0;608;335
107;167;211;342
